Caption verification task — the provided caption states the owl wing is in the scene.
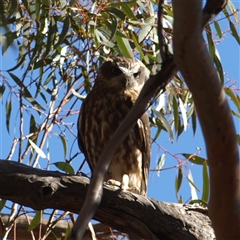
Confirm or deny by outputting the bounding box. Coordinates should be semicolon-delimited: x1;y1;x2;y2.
77;102;94;172
137;112;151;195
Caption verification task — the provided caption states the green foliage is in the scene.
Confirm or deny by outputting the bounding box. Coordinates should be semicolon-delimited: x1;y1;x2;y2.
28;211;42;231
0;0;239;239
0;199;6;212
53;161;75;175
64;224;72;240
5;99;12;133
175;167;183;202
183;154;208;165
201;160;209;205
156;153;166;176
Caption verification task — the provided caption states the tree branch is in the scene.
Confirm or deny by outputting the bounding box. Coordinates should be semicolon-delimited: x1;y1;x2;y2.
0;214;122;240
0;160;215;240
172;0;240;239
0;214;71;240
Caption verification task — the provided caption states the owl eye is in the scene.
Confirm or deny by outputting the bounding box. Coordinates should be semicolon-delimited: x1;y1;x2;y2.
133;71;141;79
111;67;122;76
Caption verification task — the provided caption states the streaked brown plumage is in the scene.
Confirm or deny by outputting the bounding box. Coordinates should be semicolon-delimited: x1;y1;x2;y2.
78;56;151;196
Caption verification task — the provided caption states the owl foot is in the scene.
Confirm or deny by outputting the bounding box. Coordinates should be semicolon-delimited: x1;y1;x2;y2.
121;174;140;194
106;179;121;187
122;186;140;195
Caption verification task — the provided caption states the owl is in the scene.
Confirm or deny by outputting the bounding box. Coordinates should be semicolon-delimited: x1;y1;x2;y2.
78;56;151;196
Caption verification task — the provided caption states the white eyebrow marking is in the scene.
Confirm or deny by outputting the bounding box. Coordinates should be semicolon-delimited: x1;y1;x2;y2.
119;64;140;76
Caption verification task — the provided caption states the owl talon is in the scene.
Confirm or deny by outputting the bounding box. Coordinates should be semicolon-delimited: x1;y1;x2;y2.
122;186;140;195
121;174;140;194
106;179;121;187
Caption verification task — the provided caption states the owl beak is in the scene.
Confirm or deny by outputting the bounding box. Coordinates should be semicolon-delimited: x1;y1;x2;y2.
118;65;142;89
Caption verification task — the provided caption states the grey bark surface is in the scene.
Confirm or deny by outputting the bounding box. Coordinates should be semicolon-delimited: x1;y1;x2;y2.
0;160;215;239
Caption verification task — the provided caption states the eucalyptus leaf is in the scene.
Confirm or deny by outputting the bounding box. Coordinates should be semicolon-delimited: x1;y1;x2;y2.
59;135;68;159
29;139;47;159
53;162;75;175
175;167;183;197
28;211;41;231
115;33;133;58
178;98;187;132
156;153;165;177
183;154;208;165
5;100;12;133
201;160;209;204
153;109;174;142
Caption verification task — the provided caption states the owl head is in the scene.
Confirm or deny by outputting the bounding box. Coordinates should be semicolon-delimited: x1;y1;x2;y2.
96;57;148;92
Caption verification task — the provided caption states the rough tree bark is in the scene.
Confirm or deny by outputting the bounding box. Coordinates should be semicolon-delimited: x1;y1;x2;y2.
0;160;215;240
172;0;240;239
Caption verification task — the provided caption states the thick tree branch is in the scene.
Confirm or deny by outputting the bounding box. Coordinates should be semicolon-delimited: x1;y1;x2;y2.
172;0;240;239
0;160;215;240
202;0;228;25
0;214;71;240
